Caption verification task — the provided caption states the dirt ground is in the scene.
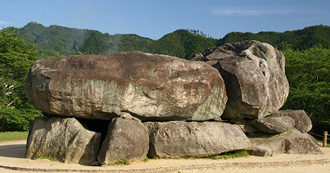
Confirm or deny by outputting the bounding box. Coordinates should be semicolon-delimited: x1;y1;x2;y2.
0;140;329;173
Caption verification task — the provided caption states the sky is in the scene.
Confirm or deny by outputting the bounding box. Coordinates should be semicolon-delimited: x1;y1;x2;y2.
0;0;329;40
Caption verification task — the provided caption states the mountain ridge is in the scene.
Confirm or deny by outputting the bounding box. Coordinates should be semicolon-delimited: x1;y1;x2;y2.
8;22;330;59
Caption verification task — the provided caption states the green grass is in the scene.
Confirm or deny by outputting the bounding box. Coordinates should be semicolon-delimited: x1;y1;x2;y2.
209;151;249;160
143;157;149;162
180;151;249;160
32;155;59;162
112;160;130;165
0;131;29;142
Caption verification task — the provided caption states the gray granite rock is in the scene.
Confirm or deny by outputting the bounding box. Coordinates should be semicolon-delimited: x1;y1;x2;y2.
195;40;289;119
276;110;312;133
97;118;149;165
25;52;227;121
230;119;258;134
249;115;295;134
145;121;252;158
249;129;323;156
26;117;101;165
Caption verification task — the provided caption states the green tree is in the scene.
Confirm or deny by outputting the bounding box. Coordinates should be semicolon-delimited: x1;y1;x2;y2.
0;28;38;80
0;28;42;131
282;44;330;133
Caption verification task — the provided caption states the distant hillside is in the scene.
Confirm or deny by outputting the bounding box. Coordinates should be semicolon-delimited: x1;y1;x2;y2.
218;25;330;50
15;22;154;56
152;29;217;59
10;22;330;59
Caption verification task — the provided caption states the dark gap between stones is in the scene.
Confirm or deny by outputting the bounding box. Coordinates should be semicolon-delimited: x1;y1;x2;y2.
76;117;111;143
76;117;112;165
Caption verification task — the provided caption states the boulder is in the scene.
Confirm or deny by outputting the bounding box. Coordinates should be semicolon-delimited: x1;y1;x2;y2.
144;121;252;158
249;129;323;156
275;110;312;133
25;52;227;121
195;40;289;119
249;116;295;134
229;119;258;134
26;117;101;165
97;117;149;165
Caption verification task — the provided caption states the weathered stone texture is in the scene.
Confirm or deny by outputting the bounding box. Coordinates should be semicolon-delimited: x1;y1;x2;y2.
26;52;227;121
26;117;101;165
97;118;149;165
276;110;312;133
145;121;252;158
195;40;289;119
230;119;258;134
249;129;323;156
249;116;295;134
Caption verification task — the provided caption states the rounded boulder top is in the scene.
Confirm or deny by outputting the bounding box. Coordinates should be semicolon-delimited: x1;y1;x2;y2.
195;40;289;119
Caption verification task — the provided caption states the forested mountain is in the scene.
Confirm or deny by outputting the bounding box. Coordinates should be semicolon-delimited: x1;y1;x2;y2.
14;22;330;59
151;29;217;59
15;22;154;56
218;25;330;50
14;23;217;59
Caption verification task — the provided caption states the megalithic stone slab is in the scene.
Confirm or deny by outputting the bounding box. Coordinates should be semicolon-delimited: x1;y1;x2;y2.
275;110;312;133
97;117;149;165
25;52;227;121
195;40;289;119
249;129;323;156
26;117;101;165
145;121;252;158
249;115;295;134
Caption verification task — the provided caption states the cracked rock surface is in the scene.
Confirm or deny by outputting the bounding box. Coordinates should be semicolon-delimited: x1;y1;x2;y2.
195;40;289;119
25;52;227;121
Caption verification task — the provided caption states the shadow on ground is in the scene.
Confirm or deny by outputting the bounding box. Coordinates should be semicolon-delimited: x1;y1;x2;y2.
0;144;26;158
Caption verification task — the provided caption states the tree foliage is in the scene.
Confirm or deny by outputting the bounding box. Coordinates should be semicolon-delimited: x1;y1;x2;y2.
218;25;330;50
282;45;330;132
0;28;42;131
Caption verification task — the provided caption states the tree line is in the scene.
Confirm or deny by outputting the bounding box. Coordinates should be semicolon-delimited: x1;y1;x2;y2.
13;22;330;58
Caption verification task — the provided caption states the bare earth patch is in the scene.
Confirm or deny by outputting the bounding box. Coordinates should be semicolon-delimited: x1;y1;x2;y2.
0;140;329;173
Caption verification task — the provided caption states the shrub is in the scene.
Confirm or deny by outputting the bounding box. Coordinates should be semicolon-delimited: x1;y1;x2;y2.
0;107;42;131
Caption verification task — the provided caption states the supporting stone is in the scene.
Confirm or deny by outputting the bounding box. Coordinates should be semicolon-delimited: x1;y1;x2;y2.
249;129;323;156
26;117;101;165
145;121;252;158
97;117;149;165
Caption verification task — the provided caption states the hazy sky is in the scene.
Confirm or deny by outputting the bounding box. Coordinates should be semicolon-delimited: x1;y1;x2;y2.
1;0;329;39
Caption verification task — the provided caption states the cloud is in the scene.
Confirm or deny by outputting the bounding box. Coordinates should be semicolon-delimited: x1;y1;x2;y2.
211;9;297;16
0;20;10;25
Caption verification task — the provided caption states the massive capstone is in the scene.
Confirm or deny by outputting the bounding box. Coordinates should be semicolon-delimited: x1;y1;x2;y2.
195;40;289;119
25;51;227;121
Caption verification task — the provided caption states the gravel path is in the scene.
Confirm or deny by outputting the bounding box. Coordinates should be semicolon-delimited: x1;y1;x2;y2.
0;140;329;173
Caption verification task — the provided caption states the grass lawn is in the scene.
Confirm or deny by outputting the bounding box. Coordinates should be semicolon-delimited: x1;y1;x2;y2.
209;151;249;160
0;131;29;142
